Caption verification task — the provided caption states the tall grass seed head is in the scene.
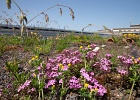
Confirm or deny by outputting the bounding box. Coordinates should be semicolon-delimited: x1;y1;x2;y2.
30;32;34;35
34;32;37;35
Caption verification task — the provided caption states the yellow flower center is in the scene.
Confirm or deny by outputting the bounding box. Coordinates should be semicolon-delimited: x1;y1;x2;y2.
32;73;36;77
88;45;90;48
84;83;89;88
52;85;55;89
134;60;137;64
68;63;71;67
32;57;35;61
80;46;83;49
59;63;63;67
61;66;64;69
91;88;98;92
132;57;134;60
35;56;38;59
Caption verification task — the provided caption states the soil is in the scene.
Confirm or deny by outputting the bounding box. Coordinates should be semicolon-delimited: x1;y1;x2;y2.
0;41;140;100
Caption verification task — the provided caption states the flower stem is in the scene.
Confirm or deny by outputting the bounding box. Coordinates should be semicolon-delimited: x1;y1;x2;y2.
42;89;44;100
60;78;63;100
128;80;135;100
38;75;41;100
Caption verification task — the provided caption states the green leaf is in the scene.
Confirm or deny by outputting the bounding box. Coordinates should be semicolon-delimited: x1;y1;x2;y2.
129;67;133;71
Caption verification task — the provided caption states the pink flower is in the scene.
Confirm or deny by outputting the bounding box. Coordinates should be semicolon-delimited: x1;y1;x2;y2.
0;89;2;97
28;88;36;93
24;80;31;87
69;76;81;89
7;84;12;88
90;44;97;49
45;79;56;88
118;70;128;75
38;66;42;71
17;80;31;92
49;71;59;78
61;65;68;71
18;85;25;92
93;83;107;96
100;58;112;72
97;85;107;96
86;51;97;60
0;92;2;97
90;72;94;76
59;79;63;84
106;54;113;59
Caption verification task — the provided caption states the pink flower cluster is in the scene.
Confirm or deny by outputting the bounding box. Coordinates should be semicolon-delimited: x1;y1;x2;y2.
45;79;56;89
45;49;82;88
86;51;97;60
93;58;112;72
80;68;107;96
118;55;133;67
27;88;36;93
44;45;107;96
69;76;82;89
118;69;128;75
18;80;31;92
105;53;113;59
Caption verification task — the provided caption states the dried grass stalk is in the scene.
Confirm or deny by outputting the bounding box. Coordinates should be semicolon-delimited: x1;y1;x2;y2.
6;0;11;9
45;14;49;23
10;18;13;22
20;15;24;25
69;8;75;20
21;25;24;36
23;15;27;24
59;8;62;15
5;19;9;24
41;12;45;15
103;25;116;36
20;12;28;24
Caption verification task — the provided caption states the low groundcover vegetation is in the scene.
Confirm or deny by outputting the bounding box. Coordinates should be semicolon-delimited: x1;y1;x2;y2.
0;34;140;100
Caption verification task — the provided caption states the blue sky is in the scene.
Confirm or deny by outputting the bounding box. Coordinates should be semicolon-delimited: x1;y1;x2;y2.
0;0;140;31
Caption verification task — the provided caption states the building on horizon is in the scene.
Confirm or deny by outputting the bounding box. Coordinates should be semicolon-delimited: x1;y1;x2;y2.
98;24;140;35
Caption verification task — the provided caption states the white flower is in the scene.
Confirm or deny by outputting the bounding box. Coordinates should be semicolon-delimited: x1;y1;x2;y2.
124;46;129;49
93;47;100;52
101;45;106;48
